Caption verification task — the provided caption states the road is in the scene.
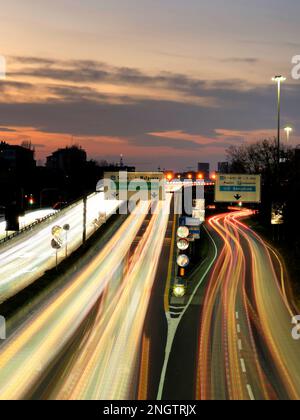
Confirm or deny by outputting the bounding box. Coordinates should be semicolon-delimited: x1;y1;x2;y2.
0;196;172;400
197;210;300;400
1;204;299;400
0;193;121;303
0;209;57;240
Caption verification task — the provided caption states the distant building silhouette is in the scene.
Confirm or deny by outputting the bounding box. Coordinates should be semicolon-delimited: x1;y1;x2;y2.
0;141;36;210
197;162;210;180
46;146;87;175
0;141;36;174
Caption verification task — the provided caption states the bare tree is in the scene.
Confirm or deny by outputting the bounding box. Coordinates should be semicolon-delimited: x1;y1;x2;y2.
226;138;292;178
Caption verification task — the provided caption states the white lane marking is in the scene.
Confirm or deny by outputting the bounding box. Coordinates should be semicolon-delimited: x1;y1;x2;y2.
240;358;247;373
238;339;243;351
236;311;239;320
247;384;255;401
237;324;241;334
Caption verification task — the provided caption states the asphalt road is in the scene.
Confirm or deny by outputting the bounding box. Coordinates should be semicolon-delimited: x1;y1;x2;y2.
137;198;175;400
1;204;299;400
0;193;121;303
197;210;300;400
0;197;173;400
162;209;300;400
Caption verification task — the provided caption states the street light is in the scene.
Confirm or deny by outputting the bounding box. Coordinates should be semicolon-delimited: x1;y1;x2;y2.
272;75;286;165
284;126;293;143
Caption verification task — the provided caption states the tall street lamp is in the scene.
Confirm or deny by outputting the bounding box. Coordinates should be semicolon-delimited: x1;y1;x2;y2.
284;126;293;143
272;75;286;165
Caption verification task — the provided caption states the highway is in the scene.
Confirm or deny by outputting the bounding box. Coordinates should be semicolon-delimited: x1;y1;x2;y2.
0;196;172;400
1;202;300;401
196;210;300;400
0;209;57;240
0;193;121;303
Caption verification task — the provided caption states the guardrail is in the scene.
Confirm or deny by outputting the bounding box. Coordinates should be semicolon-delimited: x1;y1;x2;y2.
0;194;94;246
0;212;57;245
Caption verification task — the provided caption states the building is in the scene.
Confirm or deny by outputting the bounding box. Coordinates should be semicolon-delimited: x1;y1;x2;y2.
197;162;210;180
0;142;36;209
0;141;36;174
46;146;87;175
218;161;229;174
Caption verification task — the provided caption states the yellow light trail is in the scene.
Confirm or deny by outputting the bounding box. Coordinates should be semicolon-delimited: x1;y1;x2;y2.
0;196;172;400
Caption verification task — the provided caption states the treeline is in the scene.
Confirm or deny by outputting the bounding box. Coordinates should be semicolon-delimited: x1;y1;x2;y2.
226;138;300;288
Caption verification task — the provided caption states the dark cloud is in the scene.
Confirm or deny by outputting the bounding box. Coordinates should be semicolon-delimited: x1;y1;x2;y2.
0;127;17;132
0;85;281;140
130;134;236;150
220;57;259;64
46;84;111;103
9;56;242;100
0;80;34;92
1;55;299;159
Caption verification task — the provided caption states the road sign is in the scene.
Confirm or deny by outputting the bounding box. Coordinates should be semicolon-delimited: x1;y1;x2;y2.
184;217;201;227
189;227;201;239
51;225;63;249
51;238;62;250
104;172;165;201
192;210;205;222
215;174;261;203
52;226;63;237
177;226;190;239
177;238;189;251
177;254;190;268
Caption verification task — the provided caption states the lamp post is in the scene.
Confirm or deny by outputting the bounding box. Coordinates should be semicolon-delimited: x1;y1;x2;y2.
284;126;293;143
272;75;286;166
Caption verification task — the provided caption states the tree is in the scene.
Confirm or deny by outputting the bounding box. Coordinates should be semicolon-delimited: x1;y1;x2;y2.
227;138;281;176
226;138;295;225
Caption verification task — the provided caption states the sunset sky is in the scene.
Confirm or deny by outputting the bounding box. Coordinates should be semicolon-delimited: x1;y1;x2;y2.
0;0;300;170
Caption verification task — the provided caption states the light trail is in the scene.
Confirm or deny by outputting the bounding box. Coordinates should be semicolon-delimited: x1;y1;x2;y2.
0;193;122;303
0;196;172;400
197;210;300;400
47;195;171;400
0;209;57;239
0;200;152;400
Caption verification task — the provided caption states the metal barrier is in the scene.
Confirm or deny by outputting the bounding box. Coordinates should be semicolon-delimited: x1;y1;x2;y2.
0;194;94;246
0;212;58;245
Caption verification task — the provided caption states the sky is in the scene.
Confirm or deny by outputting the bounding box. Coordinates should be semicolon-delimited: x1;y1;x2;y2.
0;0;300;170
